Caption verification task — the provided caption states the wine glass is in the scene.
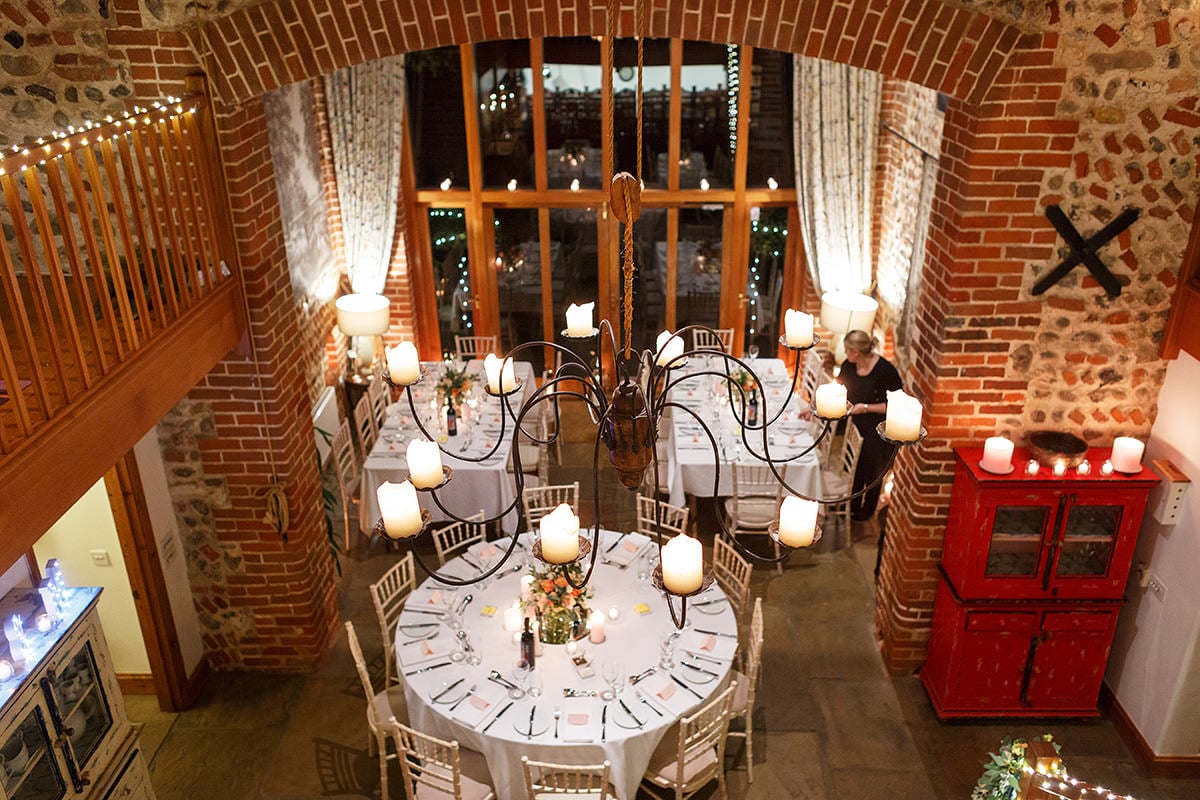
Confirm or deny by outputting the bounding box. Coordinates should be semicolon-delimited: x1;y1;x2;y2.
600;661;624;701
508;665;530;699
525;667;544;698
659;637;676;670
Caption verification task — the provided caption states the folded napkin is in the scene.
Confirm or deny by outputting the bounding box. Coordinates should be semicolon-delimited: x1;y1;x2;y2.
397;635;454;667
560;697;602;743
679;629;738;661
407;588;447;607
644;673;699;716
468;540;502;562
451;682;508;728
606;532;650;566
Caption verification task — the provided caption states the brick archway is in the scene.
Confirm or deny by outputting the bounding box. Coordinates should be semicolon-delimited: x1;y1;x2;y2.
190;0;1026;106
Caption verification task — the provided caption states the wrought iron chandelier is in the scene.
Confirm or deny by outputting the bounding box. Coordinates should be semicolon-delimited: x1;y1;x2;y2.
370;0;926;627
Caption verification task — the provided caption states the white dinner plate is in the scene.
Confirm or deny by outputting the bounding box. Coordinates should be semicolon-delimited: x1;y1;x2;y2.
689;596;727;615
511;705;551;737
680;662;718;684
398;623;440;638
611;701;645;729
431;680;470;705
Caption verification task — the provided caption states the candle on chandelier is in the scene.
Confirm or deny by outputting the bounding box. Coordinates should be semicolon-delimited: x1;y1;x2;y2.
885;390;923;441
386;341;421;385
377;480;425;539
406;440;444;489
1110;436;1145;473
777;496;819;547
980;436;1014;474
814;382;847;418
565;302;595;336
661;533;704;594
784;308;815;348
655;330;685;367
483;353;517;393
588;611;606;643
538;503;580;564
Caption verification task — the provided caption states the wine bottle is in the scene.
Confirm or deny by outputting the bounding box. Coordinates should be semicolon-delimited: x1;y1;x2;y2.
446;404;458;436
747;391;759;427
520;616;536;668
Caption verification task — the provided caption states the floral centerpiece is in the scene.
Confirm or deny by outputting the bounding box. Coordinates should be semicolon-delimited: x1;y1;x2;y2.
728;367;757;394
436;360;474;411
523;562;591;644
971;735;1061;800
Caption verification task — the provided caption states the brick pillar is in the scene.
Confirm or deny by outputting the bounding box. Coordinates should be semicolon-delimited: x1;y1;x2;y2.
184;95;339;670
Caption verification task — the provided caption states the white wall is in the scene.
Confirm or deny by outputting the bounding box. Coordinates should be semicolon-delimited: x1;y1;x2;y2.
133;430;205;676
0;560;32;598
34;480;152;675
1107;350;1200;755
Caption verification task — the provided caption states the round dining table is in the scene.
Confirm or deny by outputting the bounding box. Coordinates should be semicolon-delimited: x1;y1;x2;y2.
394;530;739;800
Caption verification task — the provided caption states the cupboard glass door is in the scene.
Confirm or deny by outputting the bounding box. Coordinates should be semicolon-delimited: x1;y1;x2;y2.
983;505;1051;579
47;642;112;784
1054;503;1122;578
1;706;64;800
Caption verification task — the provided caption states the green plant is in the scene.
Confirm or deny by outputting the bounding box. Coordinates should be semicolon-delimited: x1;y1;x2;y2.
971;735;1061;800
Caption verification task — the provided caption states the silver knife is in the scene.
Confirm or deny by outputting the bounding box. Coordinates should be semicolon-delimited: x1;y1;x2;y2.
404;661;453;677
693;628;736;638
690;597;726;607
482;701;514;732
402;608;444;616
618;698;644;728
682;661;719;678
604;531;629;553
527;705;537;739
601;704;607;742
461;552;484;570
431;678;465;703
670;674;704;700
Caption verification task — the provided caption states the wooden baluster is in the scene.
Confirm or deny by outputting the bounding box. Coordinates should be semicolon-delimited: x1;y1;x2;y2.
80;147;141;351
154;119;205;301
43;157;109;375
23;165;93;392
127;126;179;321
63;151;126;362
1;173;70;413
177;111;224;287
142;121;195;307
0;204;49;427
98;139;153;338
168;115;217;291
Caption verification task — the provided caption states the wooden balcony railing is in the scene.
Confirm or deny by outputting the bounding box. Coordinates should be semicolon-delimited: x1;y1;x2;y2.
0;93;235;455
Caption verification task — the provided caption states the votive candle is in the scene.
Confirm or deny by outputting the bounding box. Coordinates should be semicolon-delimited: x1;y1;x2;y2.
1077;459;1091;476
607;606;620;622
588;611;606;644
1101;460;1115;476
1026;459;1040;476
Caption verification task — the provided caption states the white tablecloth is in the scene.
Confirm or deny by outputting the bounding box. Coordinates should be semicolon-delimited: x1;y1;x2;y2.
361;361;538;534
664;357;823;506
396;531;738;800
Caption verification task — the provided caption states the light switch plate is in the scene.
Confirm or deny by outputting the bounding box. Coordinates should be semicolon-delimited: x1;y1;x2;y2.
90;549;111;567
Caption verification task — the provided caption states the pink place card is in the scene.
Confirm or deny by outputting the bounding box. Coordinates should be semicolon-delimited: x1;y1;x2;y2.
567;713;590;726
700;634;717;652
470;695;492;711
657;683;676;701
428;590;443;605
622;540;640;552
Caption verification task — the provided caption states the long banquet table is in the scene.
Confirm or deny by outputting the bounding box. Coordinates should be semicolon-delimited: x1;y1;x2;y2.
394;530;739;800
360;360;537;534
664;356;823;507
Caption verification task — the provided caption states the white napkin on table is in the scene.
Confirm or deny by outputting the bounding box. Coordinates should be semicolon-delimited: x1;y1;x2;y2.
606;532;650;566
560;697;602;743
451;682;508;728
679;629;737;661
397;635;455;668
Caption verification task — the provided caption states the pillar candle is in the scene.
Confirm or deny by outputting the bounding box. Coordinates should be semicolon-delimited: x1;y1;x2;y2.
885;390;923;441
386;342;421;384
777;496;819;547
1111;436;1145;473
484;354;517;393
980;437;1014;474
588;611;606;644
406;440;444;489
784;309;814;348
655;330;685;367
377;480;425;539
565;302;595;336
538;503;580;563
814;382;847;418
661;533;704;594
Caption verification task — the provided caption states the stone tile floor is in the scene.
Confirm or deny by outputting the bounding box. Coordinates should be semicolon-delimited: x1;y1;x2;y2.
127;439;1200;799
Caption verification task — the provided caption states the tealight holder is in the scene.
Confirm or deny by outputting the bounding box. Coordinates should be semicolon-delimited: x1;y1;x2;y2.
560;327;600;339
411;465;454;492
1076;459;1091;476
1100;460;1115;476
812;403;852;423
777;333;821;352
767;520;824;548
1026;459;1040;476
372;509;433;541
874;422;928;447
531;537;592;566
484;377;524;398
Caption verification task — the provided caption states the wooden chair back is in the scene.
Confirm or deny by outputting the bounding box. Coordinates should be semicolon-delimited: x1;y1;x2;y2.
692;327;734;352
521;483;579;528
662;683;737;794
713;536;753;619
636;495;689;538
454;335;497;360
522;757;613;799
369;378;390;433
369;551;416;687
392;721;468;800
329;421;361;550
353;393;378;457
433;512;487;566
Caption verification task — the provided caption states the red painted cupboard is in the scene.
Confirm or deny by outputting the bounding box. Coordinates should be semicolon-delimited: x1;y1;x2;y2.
921;446;1156;718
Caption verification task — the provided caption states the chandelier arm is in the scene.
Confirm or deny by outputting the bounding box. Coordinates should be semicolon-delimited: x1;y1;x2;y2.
406;535;522;587
425;484;524;530
737;416;831;465
562;408;617;592
665;593;689;629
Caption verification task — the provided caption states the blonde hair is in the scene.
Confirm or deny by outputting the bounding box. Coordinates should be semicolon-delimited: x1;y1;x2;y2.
844;330;877;356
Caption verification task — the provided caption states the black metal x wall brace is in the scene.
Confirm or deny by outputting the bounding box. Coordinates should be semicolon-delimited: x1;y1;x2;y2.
1033;205;1140;299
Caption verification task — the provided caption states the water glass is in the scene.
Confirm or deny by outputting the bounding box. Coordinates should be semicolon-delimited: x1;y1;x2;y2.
526;667;544;698
659;637;675;670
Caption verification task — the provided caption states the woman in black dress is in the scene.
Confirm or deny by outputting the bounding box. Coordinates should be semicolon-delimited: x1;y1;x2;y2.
838;330;903;520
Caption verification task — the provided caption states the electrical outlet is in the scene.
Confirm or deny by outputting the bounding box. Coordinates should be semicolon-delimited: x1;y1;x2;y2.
1146;574;1167;602
90;549;111;567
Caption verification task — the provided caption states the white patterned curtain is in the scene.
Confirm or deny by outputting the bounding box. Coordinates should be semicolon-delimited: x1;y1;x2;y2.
792;57;882;295
325;56;405;296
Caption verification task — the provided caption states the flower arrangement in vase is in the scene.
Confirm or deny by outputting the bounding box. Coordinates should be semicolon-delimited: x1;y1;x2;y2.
523;562;591;644
436;360;474;412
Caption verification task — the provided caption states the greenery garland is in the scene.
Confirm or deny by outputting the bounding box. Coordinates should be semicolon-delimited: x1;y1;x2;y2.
970;734;1061;800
